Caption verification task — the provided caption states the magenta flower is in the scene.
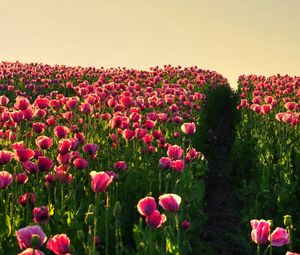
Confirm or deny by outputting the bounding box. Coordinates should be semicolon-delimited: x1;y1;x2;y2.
171;159;185;172
181;122;196;135
14;96;31;111
16;225;47;250
16;173;28;185
35;136;53;150
113;161;127;171
167;145;183;160
0;150;13;165
0;171;13;189
146;210;167;229
47;234;71;255
37;156;54;172
33;206;50;224
90;171;113;193
18;192;36;206
250;219;271;245
137;196;157;217
159;157;172;170
158;193;182;212
54;126;69;139
269;227;289;247
14;148;35;162
22;161;39;174
83;143;99;158
73;157;89;170
181;220;191;230
18;248;45;255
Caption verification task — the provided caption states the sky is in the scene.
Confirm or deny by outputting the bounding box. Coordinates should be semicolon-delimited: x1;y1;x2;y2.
1;0;299;88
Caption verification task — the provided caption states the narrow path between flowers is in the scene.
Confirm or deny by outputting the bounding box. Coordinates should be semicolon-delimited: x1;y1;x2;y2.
202;94;248;255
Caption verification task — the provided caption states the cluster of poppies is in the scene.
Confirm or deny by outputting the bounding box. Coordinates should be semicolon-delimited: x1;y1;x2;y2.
237;74;299;125
0;62;229;253
16;225;73;255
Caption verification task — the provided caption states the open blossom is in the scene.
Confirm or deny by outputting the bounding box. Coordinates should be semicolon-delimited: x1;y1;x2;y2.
47;234;71;255
73;157;89;170
33;206;50;224
0;171;13;189
113;161;127;171
159;157;172;170
286;252;300;255
0;150;13;165
145;210;166;229
250;219;271;245
269;227;289;247
16;225;47;250
54;125;69;139
35;136;53;150
37;156;54;172
167;145;183;160
137;196;157;217
90;171;113;193
159;194;182;212
18;192;36;206
181;122;196;135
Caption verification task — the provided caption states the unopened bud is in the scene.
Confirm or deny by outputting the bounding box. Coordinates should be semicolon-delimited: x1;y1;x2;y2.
284;215;292;226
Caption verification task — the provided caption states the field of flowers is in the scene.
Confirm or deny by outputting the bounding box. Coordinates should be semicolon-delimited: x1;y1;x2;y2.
0;62;230;254
234;74;300;255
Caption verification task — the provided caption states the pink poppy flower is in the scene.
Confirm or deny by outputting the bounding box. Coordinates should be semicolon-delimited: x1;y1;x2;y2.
83;143;99;158
14;148;35;162
14;96;31;111
16;173;28;185
122;129;135;140
18;192;36;206
47;234;71;255
137;196;157;217
16;225;47;249
181;220;191;230
34;97;49;109
286;252;300;255
22;161;39;174
54;126;69;139
269;227;289;247
35;136;53;150
73;157;89;170
0;150;13;165
167;145;183;160
0;171;13;189
146;210;166;229
57;153;72;165
171;159;185;172
113;161;127;171
181;122;196;135
37;157;54;172
32;122;47;134
18;248;45;255
158;193;182;212
58;139;72;155
250;219;271;245
159;157;172;170
33;206;50;224
90;171;113;193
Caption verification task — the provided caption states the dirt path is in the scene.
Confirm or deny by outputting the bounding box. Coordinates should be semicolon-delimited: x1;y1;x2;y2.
202;95;248;255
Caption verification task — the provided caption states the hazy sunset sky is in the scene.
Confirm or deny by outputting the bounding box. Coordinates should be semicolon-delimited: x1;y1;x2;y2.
1;0;299;87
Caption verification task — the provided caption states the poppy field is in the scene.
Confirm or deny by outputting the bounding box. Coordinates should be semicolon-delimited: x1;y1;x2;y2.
0;62;232;254
234;74;300;255
0;62;299;255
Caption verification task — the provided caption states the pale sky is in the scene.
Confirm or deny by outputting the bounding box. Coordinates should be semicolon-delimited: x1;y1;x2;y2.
1;0;299;88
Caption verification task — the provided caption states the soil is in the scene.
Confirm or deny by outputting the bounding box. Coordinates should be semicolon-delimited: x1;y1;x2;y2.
202;95;249;255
